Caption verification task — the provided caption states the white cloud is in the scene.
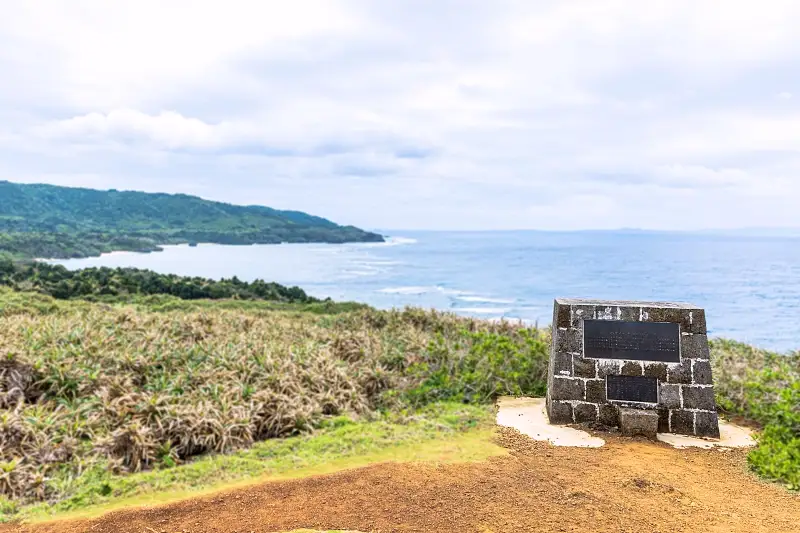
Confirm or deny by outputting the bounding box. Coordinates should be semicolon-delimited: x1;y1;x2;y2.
1;0;800;230
1;0;361;110
35;110;223;149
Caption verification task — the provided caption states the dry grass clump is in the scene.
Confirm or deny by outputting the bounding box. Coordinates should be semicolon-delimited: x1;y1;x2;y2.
0;303;542;502
0;406;76;500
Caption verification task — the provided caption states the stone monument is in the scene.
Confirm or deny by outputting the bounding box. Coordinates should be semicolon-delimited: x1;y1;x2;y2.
546;298;720;439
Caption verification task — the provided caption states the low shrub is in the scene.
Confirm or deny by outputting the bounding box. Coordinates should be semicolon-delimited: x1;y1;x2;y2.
406;329;549;405
746;381;800;490
710;339;799;490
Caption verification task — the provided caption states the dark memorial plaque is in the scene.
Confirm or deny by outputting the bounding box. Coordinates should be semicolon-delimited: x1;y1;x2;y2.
583;319;680;363
607;375;658;403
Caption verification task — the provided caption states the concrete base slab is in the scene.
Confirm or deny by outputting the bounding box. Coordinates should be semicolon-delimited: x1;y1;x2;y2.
496;397;605;448
657;422;756;449
496;396;757;450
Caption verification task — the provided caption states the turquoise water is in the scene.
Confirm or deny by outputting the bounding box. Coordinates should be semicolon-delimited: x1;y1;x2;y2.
50;230;800;353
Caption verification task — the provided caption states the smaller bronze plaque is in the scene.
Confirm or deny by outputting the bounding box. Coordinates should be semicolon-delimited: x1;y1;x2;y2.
583;320;680;363
607;375;658;403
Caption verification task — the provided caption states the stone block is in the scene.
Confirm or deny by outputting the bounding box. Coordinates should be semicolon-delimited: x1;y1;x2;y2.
681;334;710;360
574;357;597;378
555;302;571;329
641;306;706;335
552;351;573;376
659;383;681;409
597;360;621;378
643;362;668;381
684;309;707;335
550;377;585;401
548;400;574;424
593;305;639;322
570;305;596;328
599;403;618;427
586;379;606;403
667;359;692;384
693;360;713;385
618;306;640;322
682;386;716;410
619;408;658;440
657;408;670;433
621;361;643;376
574;403;598;424
695;411;721;439
671;410;695;435
594;305;617;320
639;306;686;326
555;328;582;354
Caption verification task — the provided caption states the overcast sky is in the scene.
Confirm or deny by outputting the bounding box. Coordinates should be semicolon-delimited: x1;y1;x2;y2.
1;1;799;231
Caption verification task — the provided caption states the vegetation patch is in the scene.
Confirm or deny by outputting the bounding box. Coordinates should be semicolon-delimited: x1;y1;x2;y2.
5;403;500;523
710;339;800;489
0;258;323;304
711;340;800;490
0;288;797;523
0;291;543;518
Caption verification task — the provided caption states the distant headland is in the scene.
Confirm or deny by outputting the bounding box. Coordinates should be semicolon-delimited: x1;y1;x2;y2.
0;180;384;260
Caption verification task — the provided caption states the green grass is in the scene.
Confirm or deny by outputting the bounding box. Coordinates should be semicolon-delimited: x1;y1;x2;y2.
131;294;369;314
3;403;501;523
0;286;367;316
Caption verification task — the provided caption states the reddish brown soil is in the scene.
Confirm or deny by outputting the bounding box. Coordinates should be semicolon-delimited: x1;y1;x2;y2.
3;428;798;533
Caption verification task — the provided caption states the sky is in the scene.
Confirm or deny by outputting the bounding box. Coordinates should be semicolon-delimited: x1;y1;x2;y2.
1;0;800;231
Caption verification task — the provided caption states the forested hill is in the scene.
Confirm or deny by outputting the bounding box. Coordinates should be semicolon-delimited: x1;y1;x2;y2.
0;258;321;304
0;181;384;259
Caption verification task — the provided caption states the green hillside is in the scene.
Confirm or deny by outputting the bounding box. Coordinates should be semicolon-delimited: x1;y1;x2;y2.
0;181;384;259
0;290;796;519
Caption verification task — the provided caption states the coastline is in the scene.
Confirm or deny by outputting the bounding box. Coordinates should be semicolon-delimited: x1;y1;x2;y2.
32;234;392;263
31;232;800;354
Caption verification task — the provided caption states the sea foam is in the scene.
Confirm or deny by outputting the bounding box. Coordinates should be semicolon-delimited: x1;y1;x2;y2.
378;285;473;296
456;296;515;304
351;236;418;248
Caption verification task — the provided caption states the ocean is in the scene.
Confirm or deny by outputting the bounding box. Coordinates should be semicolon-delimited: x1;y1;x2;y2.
49;230;800;353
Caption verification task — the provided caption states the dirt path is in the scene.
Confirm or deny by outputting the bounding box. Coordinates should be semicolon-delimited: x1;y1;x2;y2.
3;428;799;533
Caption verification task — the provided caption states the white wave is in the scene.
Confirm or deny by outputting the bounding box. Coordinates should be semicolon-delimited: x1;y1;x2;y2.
387;236;418;245
351;236;418;248
377;285;473;296
345;263;382;272
341;270;379;277
439;288;474;296
456;296;515;304
378;286;433;295
457;307;514;314
354;260;402;266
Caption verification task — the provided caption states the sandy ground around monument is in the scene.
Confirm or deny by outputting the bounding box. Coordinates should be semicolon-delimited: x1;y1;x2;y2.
2;424;798;533
495;396;756;449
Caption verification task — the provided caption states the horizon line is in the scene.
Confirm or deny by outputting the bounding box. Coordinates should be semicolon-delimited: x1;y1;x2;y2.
374;227;800;234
